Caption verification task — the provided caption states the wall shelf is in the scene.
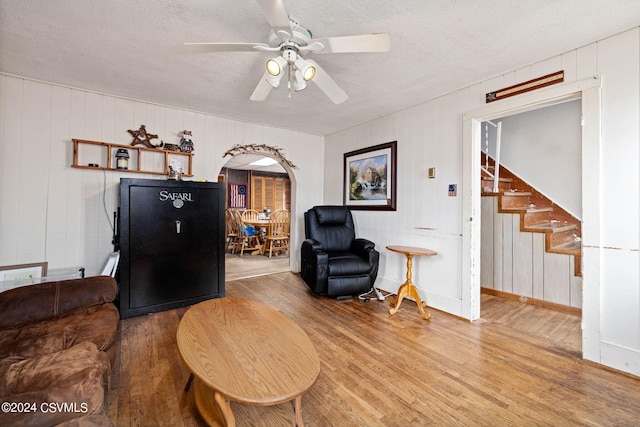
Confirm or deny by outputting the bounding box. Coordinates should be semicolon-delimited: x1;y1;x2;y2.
72;138;193;177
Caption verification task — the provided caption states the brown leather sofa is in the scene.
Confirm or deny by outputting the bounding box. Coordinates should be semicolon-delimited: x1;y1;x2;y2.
0;276;119;426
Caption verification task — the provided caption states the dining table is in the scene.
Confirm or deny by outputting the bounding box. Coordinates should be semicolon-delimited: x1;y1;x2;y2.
242;219;271;255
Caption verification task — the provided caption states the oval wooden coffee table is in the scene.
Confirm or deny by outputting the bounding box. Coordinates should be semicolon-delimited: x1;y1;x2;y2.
177;297;320;426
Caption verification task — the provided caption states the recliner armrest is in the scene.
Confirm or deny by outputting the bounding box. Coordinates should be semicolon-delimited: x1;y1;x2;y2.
301;239;329;266
302;238;324;253
301;238;330;294
351;238;375;256
352;239;380;285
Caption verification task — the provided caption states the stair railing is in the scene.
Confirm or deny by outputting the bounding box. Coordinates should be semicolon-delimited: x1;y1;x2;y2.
481;120;502;192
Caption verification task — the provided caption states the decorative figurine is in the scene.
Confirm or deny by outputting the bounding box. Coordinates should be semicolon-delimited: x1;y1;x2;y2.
179;130;195;153
168;165;182;181
128;125;161;148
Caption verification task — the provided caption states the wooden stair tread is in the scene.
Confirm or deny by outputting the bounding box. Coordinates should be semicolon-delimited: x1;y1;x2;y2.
481;178;513;186
550;240;582;255
502;191;532;197
526;222;578;233
500;206;553;213
481;176;512;182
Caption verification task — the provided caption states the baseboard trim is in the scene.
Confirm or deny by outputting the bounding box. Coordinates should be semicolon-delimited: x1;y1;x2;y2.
481;287;582;317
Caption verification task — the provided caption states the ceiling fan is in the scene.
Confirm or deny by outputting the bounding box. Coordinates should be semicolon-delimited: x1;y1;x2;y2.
184;0;390;104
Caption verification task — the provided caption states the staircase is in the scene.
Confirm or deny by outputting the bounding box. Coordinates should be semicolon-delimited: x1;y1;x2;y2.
481;154;582;277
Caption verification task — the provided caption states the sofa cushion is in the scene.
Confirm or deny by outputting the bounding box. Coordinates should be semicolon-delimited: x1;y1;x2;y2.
0;276;117;330
0;341;111;427
0;303;119;367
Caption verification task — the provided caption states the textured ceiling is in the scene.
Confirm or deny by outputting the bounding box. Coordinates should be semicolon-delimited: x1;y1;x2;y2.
1;0;640;136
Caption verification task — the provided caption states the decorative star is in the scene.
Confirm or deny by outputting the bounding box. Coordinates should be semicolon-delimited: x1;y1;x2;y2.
128;125;159;148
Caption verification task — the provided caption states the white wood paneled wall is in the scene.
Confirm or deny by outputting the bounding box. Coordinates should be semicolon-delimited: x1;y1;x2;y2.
481;197;582;308
0;75;324;276
325;27;640;375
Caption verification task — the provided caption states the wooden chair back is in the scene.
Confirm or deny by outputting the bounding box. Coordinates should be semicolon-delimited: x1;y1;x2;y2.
267;209;290;238
230;209;243;232
225;209;243;253
225;209;235;235
241;209;261;223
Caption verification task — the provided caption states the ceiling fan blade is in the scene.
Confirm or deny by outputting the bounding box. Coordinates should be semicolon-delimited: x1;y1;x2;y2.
183;42;269;53
250;71;274;101
255;0;292;39
306;60;348;104
312;33;390;53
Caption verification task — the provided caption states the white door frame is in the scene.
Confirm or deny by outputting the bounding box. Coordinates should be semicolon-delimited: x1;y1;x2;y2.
461;75;602;361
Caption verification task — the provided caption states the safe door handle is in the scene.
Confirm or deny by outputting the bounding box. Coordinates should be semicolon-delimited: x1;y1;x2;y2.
175;220;181;234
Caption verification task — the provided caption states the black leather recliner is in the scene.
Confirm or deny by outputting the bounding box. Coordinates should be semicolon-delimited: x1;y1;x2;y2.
301;206;379;297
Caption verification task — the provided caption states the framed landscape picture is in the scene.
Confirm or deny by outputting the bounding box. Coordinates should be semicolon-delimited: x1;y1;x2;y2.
343;141;397;211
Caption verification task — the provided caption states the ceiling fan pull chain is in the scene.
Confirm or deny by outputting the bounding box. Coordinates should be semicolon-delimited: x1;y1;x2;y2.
288;63;292;98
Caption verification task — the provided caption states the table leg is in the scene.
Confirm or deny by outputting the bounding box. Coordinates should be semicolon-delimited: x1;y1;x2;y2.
388;253;431;320
193;379;235;426
215;391;236;427
293;395;305;427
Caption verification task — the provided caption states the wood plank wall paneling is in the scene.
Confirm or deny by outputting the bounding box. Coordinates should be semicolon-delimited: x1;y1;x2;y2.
0;75;324;275
481;197;582;308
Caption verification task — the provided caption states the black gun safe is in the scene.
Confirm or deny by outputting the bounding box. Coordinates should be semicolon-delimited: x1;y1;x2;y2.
118;178;225;318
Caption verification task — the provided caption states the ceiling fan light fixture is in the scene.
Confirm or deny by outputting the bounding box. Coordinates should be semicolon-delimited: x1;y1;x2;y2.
292;70;307;92
266;57;285;76
266;72;284;88
294;57;316;81
303;65;316;81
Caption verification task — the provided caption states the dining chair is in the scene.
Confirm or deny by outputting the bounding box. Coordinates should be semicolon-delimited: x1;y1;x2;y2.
265;209;290;258
239;209;261;256
225;209;241;254
241;209;261;222
242;208;268;239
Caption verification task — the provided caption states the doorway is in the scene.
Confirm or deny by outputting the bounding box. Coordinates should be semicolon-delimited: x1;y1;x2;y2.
479;100;583;309
219;153;295;281
462;77;602;361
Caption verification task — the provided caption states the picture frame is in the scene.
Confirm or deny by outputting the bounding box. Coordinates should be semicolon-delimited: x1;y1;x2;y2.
344;141;397;211
0;262;48;285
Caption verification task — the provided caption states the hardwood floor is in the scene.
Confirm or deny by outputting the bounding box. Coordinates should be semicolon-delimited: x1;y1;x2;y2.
109;272;640;426
224;252;290;282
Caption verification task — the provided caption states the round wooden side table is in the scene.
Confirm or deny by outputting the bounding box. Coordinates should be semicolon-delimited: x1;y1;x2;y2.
386;245;437;320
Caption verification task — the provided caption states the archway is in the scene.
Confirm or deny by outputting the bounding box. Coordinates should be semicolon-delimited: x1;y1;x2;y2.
215;146;299;279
